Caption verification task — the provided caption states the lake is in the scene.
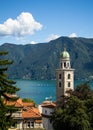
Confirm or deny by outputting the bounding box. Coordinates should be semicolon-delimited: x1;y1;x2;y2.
15;79;93;105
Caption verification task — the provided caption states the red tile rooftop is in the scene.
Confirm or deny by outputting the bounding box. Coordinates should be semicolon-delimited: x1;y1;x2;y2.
41;101;56;108
23;102;34;107
4;97;42;121
22;107;41;118
4;98;23;107
4;98;35;108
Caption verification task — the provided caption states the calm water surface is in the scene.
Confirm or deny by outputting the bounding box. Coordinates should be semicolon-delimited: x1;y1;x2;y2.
15;79;93;105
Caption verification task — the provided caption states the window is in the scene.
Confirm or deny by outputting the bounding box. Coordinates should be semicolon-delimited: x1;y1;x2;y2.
59;74;61;79
31;122;34;128
59;82;61;87
67;63;69;68
27;122;34;128
11;122;17;128
64;62;66;68
45;110;47;114
68;82;70;87
27;122;30;128
68;74;70;79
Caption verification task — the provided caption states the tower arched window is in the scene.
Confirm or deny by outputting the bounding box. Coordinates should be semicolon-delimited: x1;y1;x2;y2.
68;74;70;79
68;82;70;87
59;74;61;79
64;62;66;68
67;63;69;68
59;82;61;87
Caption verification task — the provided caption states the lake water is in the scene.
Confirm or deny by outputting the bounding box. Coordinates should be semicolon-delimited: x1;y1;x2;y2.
15;79;93;105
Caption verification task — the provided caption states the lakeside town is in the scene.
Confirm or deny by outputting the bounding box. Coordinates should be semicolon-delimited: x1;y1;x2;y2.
2;48;93;130
0;1;93;130
1;33;93;130
4;48;93;130
1;48;74;130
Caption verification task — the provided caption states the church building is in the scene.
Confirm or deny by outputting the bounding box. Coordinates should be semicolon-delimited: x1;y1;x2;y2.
41;47;75;130
56;48;74;102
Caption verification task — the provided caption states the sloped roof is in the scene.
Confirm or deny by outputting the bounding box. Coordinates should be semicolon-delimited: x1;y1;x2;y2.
15;98;23;107
22;107;41;119
41;101;56;108
23;102;34;107
4;97;42;120
4;98;23;108
4;98;35;108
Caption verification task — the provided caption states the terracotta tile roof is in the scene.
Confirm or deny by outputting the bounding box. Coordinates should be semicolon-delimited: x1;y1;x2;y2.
42;101;56;108
4;98;34;108
4;97;42;120
22;107;41;119
23;102;34;107
4;98;23;108
15;98;23;107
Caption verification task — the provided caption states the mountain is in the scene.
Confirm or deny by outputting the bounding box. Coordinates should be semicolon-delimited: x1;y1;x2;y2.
0;36;93;80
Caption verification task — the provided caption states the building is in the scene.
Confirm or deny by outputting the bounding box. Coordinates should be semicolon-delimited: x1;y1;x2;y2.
41;100;56;130
7;48;74;130
56;48;74;102
41;48;75;130
5;97;43;130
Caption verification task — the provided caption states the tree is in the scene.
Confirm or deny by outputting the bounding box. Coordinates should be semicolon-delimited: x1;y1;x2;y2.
22;98;35;105
85;98;93;129
51;82;93;130
51;96;90;130
0;51;20;130
74;83;93;100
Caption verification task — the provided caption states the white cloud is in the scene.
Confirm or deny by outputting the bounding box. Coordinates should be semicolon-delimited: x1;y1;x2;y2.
46;34;60;42
30;41;37;44
69;33;77;38
0;12;43;37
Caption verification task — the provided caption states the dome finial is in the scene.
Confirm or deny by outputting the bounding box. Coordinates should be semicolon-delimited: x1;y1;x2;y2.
64;44;66;51
61;44;70;58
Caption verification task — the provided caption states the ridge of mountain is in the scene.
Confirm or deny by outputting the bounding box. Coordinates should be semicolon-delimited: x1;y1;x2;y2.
0;36;93;80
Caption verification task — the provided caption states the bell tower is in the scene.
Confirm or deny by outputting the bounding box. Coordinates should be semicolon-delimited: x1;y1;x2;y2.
56;48;74;102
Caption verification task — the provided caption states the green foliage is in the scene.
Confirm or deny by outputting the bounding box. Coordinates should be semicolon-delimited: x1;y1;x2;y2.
0;51;20;130
1;37;93;79
22;98;35;104
73;82;93;100
51;83;93;130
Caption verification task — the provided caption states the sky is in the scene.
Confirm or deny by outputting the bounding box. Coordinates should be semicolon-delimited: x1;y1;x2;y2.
0;0;93;45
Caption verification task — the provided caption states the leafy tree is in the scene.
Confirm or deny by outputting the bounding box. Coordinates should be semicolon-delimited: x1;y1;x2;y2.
51;96;90;130
74;83;93;100
0;51;20;130
85;98;93;128
52;83;93;130
22;98;35;105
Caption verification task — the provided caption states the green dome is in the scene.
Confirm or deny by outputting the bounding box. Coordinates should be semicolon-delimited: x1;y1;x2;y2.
61;50;70;58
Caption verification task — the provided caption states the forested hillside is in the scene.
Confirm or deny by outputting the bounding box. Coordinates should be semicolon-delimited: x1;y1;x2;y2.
0;36;93;80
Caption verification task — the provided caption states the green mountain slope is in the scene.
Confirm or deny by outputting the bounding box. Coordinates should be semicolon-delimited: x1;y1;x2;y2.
0;36;93;80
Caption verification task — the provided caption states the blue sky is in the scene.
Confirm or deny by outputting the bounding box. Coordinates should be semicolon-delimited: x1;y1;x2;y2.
0;0;93;45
